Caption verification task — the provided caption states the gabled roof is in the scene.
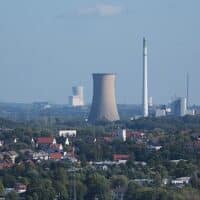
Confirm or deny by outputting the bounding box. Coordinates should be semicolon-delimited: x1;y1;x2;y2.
49;152;62;160
113;154;130;161
36;137;54;144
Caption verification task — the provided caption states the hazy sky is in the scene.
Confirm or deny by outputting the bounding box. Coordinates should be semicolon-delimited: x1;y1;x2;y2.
0;0;200;104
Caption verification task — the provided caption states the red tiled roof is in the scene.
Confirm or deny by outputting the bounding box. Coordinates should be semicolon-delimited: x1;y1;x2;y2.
49;153;62;160
37;137;54;144
113;154;130;161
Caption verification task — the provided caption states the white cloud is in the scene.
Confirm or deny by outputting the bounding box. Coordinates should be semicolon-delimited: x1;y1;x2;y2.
78;4;124;17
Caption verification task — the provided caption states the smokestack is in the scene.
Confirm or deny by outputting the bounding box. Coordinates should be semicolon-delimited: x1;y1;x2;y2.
186;73;189;109
88;73;120;123
143;38;149;117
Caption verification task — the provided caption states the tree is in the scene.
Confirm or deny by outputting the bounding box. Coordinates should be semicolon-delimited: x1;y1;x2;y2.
76;180;87;200
110;175;128;189
154;172;162;187
6;191;19;200
0;181;4;195
27;179;56;200
191;171;200;189
3;174;16;188
53;181;68;200
86;173;111;200
124;181;141;200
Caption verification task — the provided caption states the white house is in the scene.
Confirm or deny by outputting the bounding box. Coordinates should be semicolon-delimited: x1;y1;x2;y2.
59;130;77;137
171;177;191;185
32;151;49;161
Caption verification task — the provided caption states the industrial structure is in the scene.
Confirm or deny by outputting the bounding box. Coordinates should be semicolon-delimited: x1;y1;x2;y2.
186;73;189;109
171;97;187;117
69;86;84;107
88;73;120;123
142;38;149;117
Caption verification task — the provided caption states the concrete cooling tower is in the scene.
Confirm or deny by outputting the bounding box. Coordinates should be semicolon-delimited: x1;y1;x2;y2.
88;73;120;123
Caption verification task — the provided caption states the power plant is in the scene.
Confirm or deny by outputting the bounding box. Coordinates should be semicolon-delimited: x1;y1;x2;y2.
88;73;120;123
68;39;194;120
142;38;149;117
171;97;187;117
69;86;84;107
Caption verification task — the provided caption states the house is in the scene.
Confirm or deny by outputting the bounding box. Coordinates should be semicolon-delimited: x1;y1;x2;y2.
133;179;153;185
14;183;27;193
148;145;162;151
113;154;130;162
170;159;187;164
59;130;77;137
49;144;63;152
0;151;18;169
32;151;49;161
0;151;18;164
36;137;56;145
171;177;191;185
36;137;56;148
134;161;147;166
8;151;18;163
49;152;63;161
126;131;145;139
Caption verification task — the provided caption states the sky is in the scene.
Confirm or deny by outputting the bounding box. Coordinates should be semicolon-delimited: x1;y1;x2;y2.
0;0;200;105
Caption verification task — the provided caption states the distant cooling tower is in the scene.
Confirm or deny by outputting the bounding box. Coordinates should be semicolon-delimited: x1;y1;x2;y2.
69;86;84;107
88;73;120;123
72;86;84;99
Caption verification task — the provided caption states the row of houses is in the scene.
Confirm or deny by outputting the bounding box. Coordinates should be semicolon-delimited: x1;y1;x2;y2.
103;130;146;143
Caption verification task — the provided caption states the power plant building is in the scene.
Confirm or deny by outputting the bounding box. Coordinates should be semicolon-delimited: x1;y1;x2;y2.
171;97;187;117
69;86;84;107
88;73;120;123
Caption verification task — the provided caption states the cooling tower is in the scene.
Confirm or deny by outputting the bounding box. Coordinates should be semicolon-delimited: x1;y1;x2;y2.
88;73;120;123
72;86;84;105
72;86;84;99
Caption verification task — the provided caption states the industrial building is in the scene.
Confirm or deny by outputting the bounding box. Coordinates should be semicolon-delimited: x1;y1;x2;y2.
171;97;187;117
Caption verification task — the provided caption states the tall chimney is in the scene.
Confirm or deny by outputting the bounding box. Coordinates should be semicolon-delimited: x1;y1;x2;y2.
143;38;149;117
186;72;189;109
